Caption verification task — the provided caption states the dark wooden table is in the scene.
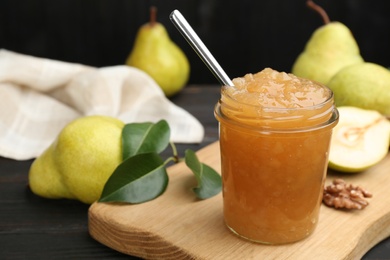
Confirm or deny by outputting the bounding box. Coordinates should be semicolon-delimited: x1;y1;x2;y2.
0;85;389;259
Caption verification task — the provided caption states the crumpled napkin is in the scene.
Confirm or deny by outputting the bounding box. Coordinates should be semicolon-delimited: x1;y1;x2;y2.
0;49;204;160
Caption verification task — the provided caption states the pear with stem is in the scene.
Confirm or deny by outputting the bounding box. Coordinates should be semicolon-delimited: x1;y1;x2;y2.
126;7;190;97
292;0;364;85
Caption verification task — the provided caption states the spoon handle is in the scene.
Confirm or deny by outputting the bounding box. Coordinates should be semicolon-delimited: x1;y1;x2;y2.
170;10;234;87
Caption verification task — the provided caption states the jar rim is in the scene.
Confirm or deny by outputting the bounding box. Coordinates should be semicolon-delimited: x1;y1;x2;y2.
214;100;339;134
221;83;334;113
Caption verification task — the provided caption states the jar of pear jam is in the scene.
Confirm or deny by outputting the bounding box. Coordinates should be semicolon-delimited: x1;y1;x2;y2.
214;68;339;244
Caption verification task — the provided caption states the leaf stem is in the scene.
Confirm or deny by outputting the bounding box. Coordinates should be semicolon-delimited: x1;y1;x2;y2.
169;141;180;163
162;142;182;166
163;156;177;166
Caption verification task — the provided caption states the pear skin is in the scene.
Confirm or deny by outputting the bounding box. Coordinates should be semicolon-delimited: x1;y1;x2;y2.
29;143;75;200
292;22;364;85
126;8;190;97
328;63;390;116
29;116;124;204
53;116;124;204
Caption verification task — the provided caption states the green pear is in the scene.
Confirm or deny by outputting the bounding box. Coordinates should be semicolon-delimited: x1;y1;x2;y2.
292;1;363;85
328;62;390;116
328;107;390;173
126;7;190;97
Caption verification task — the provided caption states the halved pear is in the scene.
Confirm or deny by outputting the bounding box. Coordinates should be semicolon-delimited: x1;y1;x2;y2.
328;106;390;173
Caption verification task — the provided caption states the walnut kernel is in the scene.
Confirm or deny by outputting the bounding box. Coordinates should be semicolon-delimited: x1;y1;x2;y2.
323;179;372;210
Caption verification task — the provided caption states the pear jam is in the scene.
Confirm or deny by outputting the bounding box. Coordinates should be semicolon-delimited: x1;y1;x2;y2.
214;68;339;244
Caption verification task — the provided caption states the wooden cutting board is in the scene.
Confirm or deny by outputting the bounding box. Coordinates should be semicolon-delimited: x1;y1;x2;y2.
88;141;390;259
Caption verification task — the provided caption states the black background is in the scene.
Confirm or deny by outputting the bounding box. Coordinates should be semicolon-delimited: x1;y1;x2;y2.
1;0;389;85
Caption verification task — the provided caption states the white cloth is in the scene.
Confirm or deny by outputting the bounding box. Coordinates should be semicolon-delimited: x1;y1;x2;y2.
0;49;204;160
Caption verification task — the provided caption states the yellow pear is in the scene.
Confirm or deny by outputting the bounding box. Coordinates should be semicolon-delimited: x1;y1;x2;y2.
29;116;124;204
126;7;190;97
29;144;74;200
292;1;363;85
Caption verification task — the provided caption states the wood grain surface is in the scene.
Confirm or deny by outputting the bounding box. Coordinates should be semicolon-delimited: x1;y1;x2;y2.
89;141;390;260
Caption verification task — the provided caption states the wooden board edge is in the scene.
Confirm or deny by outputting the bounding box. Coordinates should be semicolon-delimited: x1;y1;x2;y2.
88;202;199;259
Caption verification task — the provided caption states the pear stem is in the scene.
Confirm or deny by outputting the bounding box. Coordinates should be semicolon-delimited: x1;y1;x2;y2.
306;0;330;24
150;6;157;26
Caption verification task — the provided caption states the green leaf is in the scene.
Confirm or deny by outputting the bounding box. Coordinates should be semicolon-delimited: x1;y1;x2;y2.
99;152;168;204
185;149;222;199
122;120;170;160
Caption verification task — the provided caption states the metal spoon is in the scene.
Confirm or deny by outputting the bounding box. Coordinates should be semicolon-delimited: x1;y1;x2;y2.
169;10;234;87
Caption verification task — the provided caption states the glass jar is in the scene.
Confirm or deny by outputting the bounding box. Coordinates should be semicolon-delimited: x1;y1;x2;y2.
214;82;339;244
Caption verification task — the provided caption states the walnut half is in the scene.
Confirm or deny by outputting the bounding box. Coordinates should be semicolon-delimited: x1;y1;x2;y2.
323;179;373;210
